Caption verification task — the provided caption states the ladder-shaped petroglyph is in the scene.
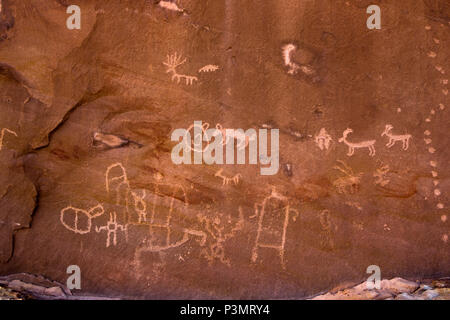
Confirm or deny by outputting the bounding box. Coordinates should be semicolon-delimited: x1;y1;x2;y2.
95;212;126;248
198;207;244;266
333;160;363;194
314;128;333;151
214;169;242;186
198;65;220;73
381;125;412;150
0;128;17;151
251;187;299;270
60;204;105;235
338;128;376;157
163;52;198;85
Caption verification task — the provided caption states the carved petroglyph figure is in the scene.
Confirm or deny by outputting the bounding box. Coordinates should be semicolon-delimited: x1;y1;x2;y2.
333;160;363;194
251;187;299;269
339;128;376;157
314;128;332;151
184;122;210;152
60;204;105;235
96;212;126;247
214;124;257;150
0;128;18;151
319;210;335;250
214;169;242;186
374;164;390;187
199;65;219;73
381;125;412;150
163;53;198;85
282;44;315;76
199;208;244;266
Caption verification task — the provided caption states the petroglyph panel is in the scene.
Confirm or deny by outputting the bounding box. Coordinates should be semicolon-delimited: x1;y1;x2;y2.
0;0;448;300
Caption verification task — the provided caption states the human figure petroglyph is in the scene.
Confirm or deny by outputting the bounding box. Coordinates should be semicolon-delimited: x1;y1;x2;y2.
339;128;376;157
96;212;126;247
60;204;105;235
199;208;244;266
214;169;242;186
381;125;412;150
163;53;198;85
314;128;332;151
0;128;18;151
198;65;219;73
251;187;299;270
333;160;363;194
319;210;335;250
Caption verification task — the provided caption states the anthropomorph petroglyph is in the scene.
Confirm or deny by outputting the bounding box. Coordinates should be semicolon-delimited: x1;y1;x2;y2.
314;128;332;151
251;187;299;270
163;52;198;85
60;204;105;234
0;128;18;151
381;125;412;150
96;212;126;247
339;128;376;157
333;160;363;194
215;169;242;186
198;208;244;266
319;210;336;250
198;65;219;73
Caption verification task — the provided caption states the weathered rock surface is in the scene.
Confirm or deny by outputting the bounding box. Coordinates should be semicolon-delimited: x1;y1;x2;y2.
0;0;449;299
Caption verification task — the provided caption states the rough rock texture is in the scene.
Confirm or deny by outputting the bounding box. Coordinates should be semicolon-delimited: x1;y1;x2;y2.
312;277;450;300
0;0;449;299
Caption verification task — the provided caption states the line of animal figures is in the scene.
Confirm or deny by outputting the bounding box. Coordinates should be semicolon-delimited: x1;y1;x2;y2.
315;125;412;156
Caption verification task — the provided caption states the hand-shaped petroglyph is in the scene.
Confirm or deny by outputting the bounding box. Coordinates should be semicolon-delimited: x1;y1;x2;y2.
373;164;390;187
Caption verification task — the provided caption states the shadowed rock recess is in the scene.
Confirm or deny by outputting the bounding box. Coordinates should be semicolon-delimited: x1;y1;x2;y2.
0;0;448;299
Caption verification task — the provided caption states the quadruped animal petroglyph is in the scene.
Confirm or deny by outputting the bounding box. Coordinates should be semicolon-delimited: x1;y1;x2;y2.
339;128;376;157
381;125;412;150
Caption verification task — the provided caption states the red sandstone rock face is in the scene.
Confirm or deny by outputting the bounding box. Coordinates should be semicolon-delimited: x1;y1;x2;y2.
0;0;448;299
